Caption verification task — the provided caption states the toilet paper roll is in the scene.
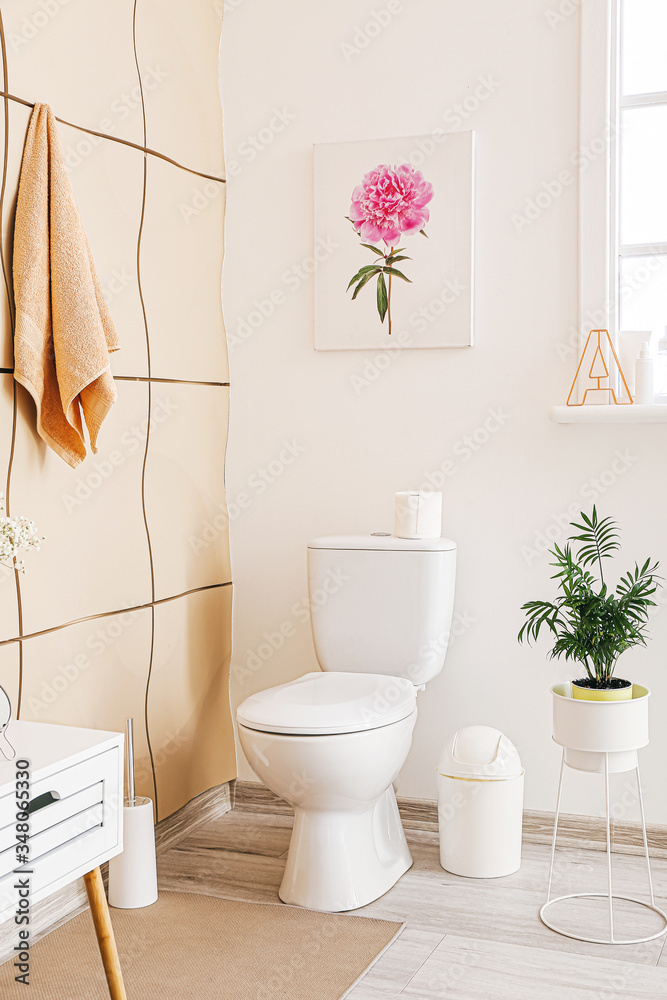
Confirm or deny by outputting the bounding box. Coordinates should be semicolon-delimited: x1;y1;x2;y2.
394;491;442;539
108;797;158;909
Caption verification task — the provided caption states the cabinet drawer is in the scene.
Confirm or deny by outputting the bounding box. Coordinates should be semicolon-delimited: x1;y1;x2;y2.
0;802;104;878
0;782;103;854
0;825;106;916
0;748;118;831
0;746;120;920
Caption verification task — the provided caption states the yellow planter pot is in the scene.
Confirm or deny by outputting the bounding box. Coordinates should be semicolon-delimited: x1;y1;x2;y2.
571;680;632;702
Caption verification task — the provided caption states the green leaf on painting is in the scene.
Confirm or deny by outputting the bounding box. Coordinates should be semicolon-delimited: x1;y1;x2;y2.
351;269;379;300
346;265;381;291
360;243;385;256
419;229;429;238
386;255;411;265
382;267;412;283
376;273;388;322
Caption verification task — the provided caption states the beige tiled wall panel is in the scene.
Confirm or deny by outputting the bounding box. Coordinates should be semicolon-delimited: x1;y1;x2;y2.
145;382;231;601
0;102;30;369
134;0;225;178
4;0;144;145
0;0;234;819
140;155;229;382
0;642;19;724
150;587;234;819
59;121;149;378
19;610;154;798
0;376;17;642
1;105;149;375
11;381;152;635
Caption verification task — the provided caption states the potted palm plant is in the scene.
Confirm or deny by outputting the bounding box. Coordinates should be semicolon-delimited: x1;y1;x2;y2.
518;508;660;701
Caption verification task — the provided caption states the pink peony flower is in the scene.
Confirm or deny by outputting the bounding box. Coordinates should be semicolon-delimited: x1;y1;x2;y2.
349;163;433;246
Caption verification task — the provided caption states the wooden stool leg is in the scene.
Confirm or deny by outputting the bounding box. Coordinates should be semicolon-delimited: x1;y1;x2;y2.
84;867;127;1000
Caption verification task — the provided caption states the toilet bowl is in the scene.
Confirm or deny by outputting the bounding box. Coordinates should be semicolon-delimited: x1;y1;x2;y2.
238;672;417;911
237;533;456;912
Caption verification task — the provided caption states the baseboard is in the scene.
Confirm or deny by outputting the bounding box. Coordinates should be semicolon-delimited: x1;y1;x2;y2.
233;778;293;814
0;780;233;966
154;781;233;854
522;809;667;860
233;779;667;859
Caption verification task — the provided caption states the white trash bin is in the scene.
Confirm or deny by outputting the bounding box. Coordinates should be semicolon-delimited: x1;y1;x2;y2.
437;725;524;878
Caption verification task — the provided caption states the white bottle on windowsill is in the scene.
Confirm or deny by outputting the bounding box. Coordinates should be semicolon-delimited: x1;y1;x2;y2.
635;342;654;405
654;329;667;404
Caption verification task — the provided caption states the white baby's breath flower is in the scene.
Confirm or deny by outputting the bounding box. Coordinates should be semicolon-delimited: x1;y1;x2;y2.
0;494;43;573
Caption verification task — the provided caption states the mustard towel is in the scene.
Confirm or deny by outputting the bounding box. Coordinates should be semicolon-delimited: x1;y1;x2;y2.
12;103;120;468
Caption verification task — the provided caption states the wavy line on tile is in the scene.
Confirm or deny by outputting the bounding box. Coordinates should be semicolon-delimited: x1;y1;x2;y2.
0;10;24;718
115;376;230;386
133;0;158;817
153;581;231;607
6;392;23;718
0;581;232;648
215;13;234;647
0;369;230;386
2;91;225;185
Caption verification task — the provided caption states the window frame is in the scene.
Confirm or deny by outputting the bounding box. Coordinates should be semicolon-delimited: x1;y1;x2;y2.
579;0;619;343
581;0;667;345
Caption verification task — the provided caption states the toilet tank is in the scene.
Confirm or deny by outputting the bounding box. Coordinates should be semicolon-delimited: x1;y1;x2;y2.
307;535;457;687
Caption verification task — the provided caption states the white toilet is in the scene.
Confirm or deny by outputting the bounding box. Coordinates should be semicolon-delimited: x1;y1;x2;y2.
237;532;456;912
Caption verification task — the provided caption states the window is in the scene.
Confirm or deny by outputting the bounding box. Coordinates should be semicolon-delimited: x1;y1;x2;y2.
617;0;667;345
581;0;667;346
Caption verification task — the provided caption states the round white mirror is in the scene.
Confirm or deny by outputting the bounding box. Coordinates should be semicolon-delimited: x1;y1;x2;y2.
0;685;10;729
0;685;15;760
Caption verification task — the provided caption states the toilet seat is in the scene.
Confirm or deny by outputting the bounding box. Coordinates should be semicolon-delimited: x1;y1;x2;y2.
236;671;417;735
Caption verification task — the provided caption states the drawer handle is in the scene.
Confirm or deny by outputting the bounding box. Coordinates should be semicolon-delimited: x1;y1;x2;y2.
28;791;61;814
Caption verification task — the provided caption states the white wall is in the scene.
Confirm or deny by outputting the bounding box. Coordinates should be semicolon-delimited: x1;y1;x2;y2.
221;0;667;823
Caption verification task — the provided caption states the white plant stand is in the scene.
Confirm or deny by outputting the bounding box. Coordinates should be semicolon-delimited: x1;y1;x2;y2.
540;683;667;945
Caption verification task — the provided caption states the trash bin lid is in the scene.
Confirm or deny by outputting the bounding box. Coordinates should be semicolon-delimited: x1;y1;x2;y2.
437;725;523;780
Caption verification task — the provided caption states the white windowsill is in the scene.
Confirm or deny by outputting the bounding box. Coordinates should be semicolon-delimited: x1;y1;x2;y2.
550;404;667;424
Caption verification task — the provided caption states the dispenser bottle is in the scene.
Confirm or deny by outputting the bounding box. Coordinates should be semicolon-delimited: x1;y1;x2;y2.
654;329;667;403
635;342;654;404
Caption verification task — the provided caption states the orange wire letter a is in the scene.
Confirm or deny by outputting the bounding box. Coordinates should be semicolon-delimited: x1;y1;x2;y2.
566;330;633;406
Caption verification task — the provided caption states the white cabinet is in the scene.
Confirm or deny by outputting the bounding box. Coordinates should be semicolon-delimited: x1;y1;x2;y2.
0;721;126;998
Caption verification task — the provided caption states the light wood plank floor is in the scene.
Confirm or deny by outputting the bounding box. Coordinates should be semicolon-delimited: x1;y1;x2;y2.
158;807;667;998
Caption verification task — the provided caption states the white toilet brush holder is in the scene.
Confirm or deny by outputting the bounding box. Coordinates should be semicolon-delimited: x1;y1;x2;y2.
109;796;158;908
108;718;158;909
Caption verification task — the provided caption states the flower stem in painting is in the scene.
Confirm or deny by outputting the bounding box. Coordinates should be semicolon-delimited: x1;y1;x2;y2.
387;251;393;335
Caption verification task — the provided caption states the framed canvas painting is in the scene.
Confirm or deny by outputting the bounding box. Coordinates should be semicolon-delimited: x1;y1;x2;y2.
313;131;474;351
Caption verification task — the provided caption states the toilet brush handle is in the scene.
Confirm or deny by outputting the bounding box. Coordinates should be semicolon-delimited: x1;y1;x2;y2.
125;718;135;806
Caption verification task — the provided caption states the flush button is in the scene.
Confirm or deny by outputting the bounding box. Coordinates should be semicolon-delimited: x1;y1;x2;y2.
371;532;391;536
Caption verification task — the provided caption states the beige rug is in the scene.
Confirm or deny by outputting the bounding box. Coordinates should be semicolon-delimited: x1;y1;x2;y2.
0;891;403;999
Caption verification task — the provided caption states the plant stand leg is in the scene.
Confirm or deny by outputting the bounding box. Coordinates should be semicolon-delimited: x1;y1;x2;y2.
545;750;565;903
636;763;655;905
84;867;127;1000
604;752;615;942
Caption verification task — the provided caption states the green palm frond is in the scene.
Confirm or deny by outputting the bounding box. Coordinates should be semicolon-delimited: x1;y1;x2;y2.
568;506;620;583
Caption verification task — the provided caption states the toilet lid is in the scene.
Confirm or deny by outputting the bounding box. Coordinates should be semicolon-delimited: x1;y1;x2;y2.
236;672;417;735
